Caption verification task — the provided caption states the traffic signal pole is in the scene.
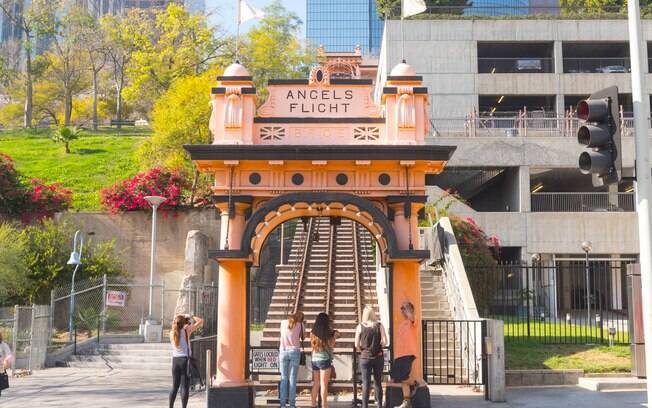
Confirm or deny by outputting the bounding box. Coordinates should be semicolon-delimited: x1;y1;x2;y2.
627;0;652;401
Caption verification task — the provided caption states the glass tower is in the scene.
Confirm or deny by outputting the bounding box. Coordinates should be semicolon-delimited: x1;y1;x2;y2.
306;0;384;56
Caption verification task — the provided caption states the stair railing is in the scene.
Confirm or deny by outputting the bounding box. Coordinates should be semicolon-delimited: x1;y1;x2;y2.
352;222;363;323
324;223;335;316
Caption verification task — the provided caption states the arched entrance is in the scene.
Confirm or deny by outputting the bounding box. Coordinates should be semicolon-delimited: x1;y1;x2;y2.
185;60;456;407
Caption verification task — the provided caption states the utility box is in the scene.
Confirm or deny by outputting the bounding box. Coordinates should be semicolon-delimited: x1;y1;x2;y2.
139;319;163;343
627;263;646;378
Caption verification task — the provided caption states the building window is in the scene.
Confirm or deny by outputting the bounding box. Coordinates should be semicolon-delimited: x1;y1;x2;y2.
478;42;554;74
563;42;630;73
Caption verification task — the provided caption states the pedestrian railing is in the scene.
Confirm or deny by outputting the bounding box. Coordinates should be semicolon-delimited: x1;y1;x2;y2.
531;192;635;212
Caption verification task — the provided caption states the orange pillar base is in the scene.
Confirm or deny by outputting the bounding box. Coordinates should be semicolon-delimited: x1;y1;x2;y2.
215;259;249;387
391;259;423;378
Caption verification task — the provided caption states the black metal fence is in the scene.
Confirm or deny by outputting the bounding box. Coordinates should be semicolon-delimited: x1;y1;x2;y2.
473;261;632;344
190;334;217;385
422;320;486;386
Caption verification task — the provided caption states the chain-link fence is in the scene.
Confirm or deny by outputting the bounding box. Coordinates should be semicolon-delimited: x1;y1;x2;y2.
49;276;218;348
0;305;49;374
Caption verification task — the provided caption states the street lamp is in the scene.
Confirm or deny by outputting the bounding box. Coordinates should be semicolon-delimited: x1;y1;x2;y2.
67;230;84;343
581;240;592;328
145;195;166;320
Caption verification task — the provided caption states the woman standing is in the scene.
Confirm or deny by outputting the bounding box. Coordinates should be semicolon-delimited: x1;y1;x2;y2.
391;302;427;408
169;314;203;408
354;305;387;408
310;312;339;408
0;332;13;397
279;311;305;408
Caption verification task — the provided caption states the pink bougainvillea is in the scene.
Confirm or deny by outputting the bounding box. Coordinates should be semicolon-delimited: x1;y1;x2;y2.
1;153;71;223
100;168;190;213
22;178;72;223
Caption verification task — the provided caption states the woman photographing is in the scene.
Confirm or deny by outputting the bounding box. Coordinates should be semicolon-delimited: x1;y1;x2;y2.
169;314;203;408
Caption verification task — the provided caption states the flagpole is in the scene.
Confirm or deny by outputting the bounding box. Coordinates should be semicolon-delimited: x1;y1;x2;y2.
400;0;405;62
236;0;241;61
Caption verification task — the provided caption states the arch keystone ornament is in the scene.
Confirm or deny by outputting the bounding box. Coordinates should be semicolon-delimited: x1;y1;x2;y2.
185;60;456;407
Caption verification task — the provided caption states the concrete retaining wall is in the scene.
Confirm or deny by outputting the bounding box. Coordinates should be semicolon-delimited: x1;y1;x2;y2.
506;369;583;386
55;210;221;290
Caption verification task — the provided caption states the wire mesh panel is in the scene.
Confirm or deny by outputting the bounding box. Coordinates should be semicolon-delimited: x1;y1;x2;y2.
479;261;631;345
104;281;164;336
0;307;15;370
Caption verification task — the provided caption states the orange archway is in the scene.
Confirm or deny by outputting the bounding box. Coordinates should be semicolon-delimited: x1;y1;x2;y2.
186;60;455;407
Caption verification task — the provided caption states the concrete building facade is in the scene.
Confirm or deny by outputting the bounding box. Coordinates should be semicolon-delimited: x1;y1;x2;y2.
378;18;650;317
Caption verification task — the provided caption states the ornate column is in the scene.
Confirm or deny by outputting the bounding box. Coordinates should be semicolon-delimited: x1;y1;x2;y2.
388;196;427;378
209;197;253;406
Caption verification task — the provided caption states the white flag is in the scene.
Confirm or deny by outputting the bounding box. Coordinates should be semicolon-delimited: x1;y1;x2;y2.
239;0;265;23
402;0;427;17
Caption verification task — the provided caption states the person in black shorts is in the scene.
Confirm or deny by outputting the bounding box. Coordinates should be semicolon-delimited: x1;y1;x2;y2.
354;305;388;408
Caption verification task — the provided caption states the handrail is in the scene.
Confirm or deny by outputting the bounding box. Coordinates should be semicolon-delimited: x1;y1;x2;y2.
325;223;335;316
352;222;362;323
292;218;314;315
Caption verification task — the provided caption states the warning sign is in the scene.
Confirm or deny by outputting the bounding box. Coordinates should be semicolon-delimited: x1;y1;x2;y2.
106;290;127;307
251;349;279;370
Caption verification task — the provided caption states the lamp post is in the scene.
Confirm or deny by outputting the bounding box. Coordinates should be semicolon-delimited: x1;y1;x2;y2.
581;241;592;328
67;230;84;343
145;195;166;320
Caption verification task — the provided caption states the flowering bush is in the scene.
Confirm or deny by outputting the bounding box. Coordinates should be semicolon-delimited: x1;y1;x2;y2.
420;194;501;314
0;153;71;223
100;168;190;213
0;153;27;217
23;179;72;223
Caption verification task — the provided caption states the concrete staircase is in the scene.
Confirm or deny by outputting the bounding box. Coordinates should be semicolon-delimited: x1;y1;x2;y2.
421;268;471;383
64;340;171;372
261;217;377;353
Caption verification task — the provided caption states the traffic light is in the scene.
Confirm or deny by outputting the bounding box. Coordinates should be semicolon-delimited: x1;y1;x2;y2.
576;86;621;187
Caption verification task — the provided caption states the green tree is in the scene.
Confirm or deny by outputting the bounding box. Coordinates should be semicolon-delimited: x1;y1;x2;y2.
44;4;90;126
77;9;107;131
0;0;58;127
19;219;126;304
122;4;225;116
100;12;140;128
0;223;30;305
238;0;315;102
51;126;83;154
139;68;219;169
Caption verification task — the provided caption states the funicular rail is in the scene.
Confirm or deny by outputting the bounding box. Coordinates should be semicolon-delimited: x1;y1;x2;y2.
292;218;314;314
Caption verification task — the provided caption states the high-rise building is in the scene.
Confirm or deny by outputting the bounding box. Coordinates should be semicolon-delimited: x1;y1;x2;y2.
0;0;24;44
306;0;384;56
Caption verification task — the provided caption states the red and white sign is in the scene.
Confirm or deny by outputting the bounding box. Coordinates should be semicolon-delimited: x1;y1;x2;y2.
106;290;127;307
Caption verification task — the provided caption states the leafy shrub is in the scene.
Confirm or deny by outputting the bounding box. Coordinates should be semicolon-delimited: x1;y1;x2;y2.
0;219;127;305
100;167;190;213
76;307;120;337
0;153;28;218
421;194;500;313
0;153;71;223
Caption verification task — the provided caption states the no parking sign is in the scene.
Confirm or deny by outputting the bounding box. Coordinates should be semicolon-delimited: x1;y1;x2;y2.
106;290;127;307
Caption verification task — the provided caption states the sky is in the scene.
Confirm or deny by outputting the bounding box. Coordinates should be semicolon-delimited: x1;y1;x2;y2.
205;0;307;36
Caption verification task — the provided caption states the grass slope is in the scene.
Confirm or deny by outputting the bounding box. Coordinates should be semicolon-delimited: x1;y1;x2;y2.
0;128;148;211
506;342;631;373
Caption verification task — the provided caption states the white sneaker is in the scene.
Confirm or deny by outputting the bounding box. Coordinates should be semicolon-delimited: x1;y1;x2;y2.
394;400;411;408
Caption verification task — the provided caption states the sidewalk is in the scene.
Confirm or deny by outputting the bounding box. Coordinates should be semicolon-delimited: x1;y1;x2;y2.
0;367;647;408
429;384;646;408
0;367;205;408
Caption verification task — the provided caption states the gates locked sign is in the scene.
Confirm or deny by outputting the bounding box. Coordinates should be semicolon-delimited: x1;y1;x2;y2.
251;349;279;370
106;290;127;307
